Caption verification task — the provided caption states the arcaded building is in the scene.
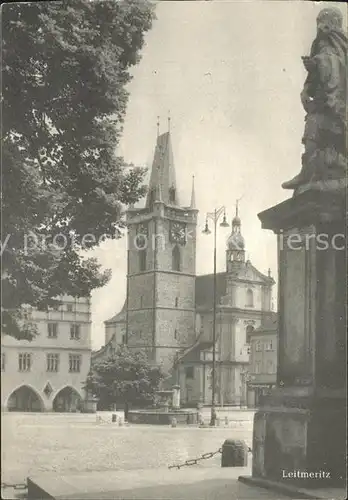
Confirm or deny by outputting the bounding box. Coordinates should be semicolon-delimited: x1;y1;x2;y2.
1;295;92;412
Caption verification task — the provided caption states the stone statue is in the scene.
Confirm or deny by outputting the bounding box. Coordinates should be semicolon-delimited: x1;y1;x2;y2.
282;8;347;193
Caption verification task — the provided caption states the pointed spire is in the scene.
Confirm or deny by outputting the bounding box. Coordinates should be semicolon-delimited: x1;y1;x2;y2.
232;196;243;229
156;165;162;202
190;175;196;208
146;125;179;207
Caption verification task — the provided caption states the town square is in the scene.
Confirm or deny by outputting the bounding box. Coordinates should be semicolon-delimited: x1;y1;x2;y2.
1;1;346;499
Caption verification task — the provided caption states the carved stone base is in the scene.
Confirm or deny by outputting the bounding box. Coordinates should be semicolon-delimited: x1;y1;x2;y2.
252;393;346;488
294;177;347;197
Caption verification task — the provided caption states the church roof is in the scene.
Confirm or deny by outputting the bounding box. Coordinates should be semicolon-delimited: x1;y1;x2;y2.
175;333;213;363
195;264;274;310
195;272;227;310
104;301;127;324
255;312;278;332
91;333;116;359
146;132;179;207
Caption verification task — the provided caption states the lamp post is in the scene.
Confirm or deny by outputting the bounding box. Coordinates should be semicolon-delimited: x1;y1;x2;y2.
202;206;229;426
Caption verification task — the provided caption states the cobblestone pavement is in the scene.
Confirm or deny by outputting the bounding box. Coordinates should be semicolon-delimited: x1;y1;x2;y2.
1;411;253;499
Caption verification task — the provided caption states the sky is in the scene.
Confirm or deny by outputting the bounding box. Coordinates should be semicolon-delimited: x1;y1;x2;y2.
89;1;347;350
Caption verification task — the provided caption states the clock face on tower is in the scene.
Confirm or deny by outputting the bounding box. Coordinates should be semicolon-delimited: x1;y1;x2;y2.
170;222;186;244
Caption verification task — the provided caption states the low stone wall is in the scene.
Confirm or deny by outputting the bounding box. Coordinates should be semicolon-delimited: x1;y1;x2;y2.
128;409;198;425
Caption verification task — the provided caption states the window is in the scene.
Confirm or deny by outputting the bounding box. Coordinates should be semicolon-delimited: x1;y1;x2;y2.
172;245;180;272
139;249;146;272
47;353;59;372
47;322;58;338
246;344;251;355
69;354;81;373
185;366;194;379
169;186;176;204
18;353;31;372
255;361;261;374
174;329;178;340
140;295;143;308
1;353;5;371
122;334;126;345
175;297;179;308
265;340;274;351
256;341;262;352
67;304;73;312
267;360;274;374
246;325;254;342
246;289;254;307
70;324;81;340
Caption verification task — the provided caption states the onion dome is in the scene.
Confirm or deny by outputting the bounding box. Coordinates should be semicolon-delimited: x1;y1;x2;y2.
227;231;245;251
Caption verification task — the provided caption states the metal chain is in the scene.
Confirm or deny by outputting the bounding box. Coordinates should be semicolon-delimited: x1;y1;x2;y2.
1;482;27;490
168;446;252;470
168;448;222;469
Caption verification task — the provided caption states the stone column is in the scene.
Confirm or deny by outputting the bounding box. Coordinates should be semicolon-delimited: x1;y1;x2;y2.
248;190;346;488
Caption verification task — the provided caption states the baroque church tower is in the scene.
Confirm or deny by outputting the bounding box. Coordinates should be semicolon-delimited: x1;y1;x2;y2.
226;201;245;273
125;125;198;371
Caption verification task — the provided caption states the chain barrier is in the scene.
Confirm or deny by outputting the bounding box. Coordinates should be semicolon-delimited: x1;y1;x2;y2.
1;482;27;490
168;448;222;469
168;446;252;470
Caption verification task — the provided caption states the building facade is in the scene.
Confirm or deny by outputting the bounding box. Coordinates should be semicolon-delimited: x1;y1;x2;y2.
101;128;276;405
247;315;278;407
1;295;92;412
125;130;198;372
175;214;276;406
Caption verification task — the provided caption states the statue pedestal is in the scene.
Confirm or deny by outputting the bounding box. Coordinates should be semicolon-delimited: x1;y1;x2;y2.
83;397;98;413
250;190;346;488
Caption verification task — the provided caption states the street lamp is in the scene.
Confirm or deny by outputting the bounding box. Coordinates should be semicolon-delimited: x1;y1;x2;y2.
202;206;229;426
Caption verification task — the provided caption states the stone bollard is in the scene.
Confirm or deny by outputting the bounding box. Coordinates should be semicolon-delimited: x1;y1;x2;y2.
225;416;229;426
221;439;248;467
171;417;177;428
118;416;123;426
112;413;117;423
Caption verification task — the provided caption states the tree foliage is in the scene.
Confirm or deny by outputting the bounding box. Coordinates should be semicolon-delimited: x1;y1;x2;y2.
1;0;155;338
85;346;165;409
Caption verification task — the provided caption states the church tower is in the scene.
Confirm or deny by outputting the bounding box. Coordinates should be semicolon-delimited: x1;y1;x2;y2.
125;124;198;372
226;201;245;273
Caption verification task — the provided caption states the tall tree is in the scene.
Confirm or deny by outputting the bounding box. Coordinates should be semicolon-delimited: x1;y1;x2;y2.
85;346;165;411
1;0;155;339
